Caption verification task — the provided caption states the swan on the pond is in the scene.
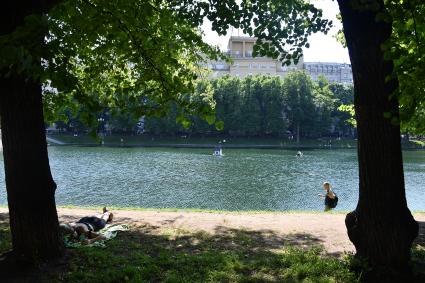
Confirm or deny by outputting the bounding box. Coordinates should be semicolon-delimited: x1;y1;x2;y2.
296;151;303;157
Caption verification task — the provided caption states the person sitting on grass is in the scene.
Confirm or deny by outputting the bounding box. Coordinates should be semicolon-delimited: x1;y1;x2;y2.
59;207;113;245
318;182;338;211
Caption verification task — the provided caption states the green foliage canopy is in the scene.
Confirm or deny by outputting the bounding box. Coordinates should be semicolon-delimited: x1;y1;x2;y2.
383;0;425;133
0;0;331;130
43;0;221;129
334;0;425;134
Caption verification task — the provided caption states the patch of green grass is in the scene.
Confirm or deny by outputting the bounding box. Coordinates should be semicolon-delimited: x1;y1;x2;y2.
0;224;12;254
1;217;425;282
48;227;358;283
412;244;425;278
0;212;11;254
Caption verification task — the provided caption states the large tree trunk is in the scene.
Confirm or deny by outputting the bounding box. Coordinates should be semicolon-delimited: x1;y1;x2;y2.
337;0;418;278
0;76;63;262
0;0;63;263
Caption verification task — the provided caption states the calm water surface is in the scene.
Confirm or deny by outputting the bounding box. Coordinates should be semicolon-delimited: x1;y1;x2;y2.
0;147;424;211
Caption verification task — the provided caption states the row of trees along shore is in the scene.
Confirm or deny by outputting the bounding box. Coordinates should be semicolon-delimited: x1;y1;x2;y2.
147;73;356;140
56;73;356;141
1;0;424;281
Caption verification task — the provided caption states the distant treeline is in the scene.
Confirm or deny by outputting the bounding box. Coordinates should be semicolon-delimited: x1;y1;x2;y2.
52;71;356;140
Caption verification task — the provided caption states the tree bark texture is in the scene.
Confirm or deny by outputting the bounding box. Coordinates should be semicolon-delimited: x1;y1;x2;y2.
337;0;418;275
0;75;63;262
0;0;63;262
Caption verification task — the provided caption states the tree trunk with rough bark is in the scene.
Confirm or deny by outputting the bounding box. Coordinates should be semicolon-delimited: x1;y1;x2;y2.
0;0;63;264
337;0;418;279
0;76;63;263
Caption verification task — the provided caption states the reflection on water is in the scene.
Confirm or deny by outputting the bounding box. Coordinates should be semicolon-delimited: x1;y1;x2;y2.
0;147;423;211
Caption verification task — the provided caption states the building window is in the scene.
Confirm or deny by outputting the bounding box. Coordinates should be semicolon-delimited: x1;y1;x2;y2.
213;64;228;70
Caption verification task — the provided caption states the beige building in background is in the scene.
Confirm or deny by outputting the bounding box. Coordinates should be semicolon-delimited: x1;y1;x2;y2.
208;36;353;84
304;62;353;84
208;36;303;79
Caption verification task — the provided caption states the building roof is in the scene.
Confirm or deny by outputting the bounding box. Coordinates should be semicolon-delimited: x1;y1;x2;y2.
229;36;258;41
304;62;351;66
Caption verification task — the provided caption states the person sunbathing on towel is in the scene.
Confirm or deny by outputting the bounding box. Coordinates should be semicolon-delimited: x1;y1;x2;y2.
59;207;114;245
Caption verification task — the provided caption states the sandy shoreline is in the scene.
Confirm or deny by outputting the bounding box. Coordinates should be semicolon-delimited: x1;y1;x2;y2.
1;207;424;256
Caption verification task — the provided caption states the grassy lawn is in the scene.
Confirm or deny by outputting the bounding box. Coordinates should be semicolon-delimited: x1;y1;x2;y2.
0;214;359;283
57;227;359;283
0;214;11;254
1;211;425;282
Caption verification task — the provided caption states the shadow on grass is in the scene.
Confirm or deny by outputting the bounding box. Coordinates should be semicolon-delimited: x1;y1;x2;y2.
59;213;138;227
0;213;11;254
412;221;425;281
1;213;425;282
53;223;357;283
1;211;358;283
414;221;425;247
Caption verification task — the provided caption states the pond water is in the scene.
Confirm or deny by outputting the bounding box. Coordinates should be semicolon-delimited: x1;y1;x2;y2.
0;147;424;211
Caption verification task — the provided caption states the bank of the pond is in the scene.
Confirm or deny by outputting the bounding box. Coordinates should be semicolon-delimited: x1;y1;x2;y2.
2;204;425;215
56;205;425;215
0;207;352;255
50;143;357;149
1;208;364;283
46;134;425;149
2;206;425;256
57;205;351;214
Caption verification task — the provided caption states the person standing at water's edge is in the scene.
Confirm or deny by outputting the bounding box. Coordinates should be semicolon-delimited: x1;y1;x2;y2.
318;182;338;211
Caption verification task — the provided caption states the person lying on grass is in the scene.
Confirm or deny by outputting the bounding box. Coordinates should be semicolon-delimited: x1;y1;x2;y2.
59;207;114;245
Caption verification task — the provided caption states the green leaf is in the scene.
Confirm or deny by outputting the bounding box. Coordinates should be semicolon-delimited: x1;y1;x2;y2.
215;121;224;131
205;114;216;125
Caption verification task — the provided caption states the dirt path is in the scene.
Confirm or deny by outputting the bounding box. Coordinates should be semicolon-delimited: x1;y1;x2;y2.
1;207;424;256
